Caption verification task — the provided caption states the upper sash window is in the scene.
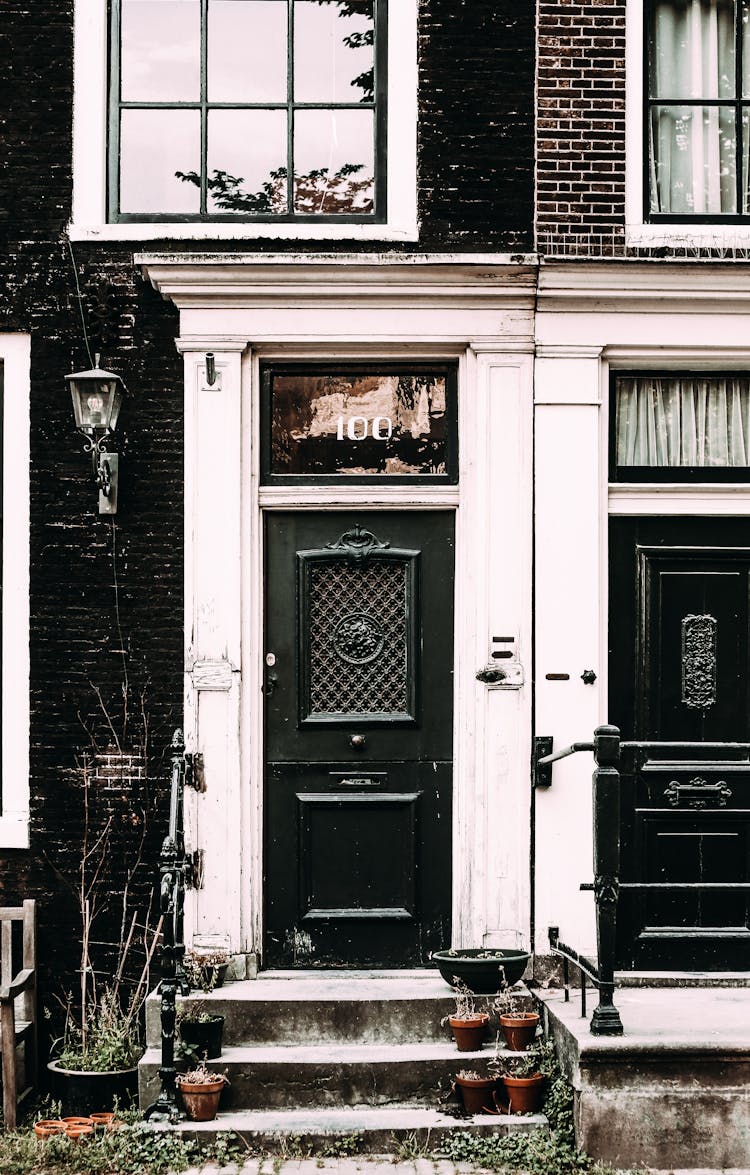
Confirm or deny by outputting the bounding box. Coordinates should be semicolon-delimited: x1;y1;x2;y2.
109;0;386;222
647;0;750;220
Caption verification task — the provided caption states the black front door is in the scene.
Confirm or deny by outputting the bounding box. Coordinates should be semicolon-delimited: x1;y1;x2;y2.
264;510;454;968
610;518;750;969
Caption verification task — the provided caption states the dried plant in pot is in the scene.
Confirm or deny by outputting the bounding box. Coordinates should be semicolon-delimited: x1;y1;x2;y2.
441;978;490;1051
493;1038;556;1115
493;985;540;1051
176;1063;230;1122
45;682;162;1116
452;1068;498;1115
432;948;530;993
183;949;231;993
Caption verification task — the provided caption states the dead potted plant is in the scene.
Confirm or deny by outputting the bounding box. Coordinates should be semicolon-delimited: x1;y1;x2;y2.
442;977;490;1051
183;949;231;993
494;1038;555;1114
45;686;162;1115
176;1063;230;1121
452;1068;498;1114
493;981;540;1051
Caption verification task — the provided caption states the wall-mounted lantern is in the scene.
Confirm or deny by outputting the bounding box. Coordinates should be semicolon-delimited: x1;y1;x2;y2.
66;354;126;514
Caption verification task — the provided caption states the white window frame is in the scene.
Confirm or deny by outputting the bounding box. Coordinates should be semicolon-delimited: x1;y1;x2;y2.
625;0;750;248
0;336;30;849
70;0;418;242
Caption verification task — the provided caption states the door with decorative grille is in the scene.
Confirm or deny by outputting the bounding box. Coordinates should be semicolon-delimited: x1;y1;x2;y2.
263;511;454;968
609;517;750;970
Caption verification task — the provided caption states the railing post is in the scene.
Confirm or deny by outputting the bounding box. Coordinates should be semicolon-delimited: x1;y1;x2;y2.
590;724;624;1036
144;730;187;1122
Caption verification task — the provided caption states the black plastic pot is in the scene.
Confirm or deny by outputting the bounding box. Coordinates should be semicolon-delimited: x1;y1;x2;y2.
47;1060;139;1116
179;1014;225;1060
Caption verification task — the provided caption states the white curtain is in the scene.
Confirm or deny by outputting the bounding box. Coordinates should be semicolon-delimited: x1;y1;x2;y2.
649;0;738;214
616;375;750;466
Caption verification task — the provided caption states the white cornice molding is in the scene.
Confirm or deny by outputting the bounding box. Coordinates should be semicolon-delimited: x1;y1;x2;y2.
538;260;750;314
137;253;539;309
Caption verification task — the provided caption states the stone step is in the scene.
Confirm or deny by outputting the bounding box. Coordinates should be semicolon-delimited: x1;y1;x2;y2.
139;1040;517;1111
143;1104;548;1154
539;986;750;1170
146;972;534;1048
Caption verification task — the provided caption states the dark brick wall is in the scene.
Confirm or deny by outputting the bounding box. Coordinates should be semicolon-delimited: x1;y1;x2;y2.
537;0;627;257
0;1;184;1033
417;0;534;252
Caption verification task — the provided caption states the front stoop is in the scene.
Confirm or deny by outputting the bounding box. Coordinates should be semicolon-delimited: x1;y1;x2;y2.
140;971;547;1151
538;986;750;1170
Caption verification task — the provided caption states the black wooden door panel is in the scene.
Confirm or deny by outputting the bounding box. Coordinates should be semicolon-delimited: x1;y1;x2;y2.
610;518;750;970
264;511;454;968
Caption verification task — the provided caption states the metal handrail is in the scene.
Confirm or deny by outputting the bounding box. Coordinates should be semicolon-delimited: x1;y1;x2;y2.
144;730;194;1122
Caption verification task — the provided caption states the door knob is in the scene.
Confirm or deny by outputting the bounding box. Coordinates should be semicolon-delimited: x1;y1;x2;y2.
349;733;367;751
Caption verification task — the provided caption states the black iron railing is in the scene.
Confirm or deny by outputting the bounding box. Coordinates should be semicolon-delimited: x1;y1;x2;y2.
144;729;196;1122
534;724;625;1036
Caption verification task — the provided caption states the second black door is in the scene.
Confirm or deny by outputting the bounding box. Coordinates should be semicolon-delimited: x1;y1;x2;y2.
264;511;454;968
610;517;750;969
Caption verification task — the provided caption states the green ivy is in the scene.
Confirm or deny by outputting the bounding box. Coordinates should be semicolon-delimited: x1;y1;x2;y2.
439;1059;638;1175
0;1124;240;1175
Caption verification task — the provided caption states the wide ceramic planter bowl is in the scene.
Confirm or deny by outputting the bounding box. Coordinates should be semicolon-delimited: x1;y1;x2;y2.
432;948;530;992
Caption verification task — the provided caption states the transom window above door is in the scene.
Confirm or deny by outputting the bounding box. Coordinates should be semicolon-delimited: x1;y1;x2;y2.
647;0;750;219
261;364;458;483
110;0;385;222
612;372;750;479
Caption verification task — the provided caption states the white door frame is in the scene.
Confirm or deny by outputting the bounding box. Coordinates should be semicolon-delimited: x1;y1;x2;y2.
140;253;536;969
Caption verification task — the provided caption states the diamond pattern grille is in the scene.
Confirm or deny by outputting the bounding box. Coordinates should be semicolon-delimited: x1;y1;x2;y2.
307;559;410;716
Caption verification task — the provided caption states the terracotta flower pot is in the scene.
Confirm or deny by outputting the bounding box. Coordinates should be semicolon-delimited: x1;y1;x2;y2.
454;1074;498;1114
499;1011;540;1051
449;1012;490;1051
503;1072;545;1114
177;1077;226;1121
61;1116;95;1128
33;1119;66;1139
65;1124;95;1141
90;1111;118;1130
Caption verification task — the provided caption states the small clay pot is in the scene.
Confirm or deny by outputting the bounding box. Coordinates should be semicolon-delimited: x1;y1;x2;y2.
499;1011;540;1051
449;1012;490;1051
33;1119;66;1139
177;1077;226;1121
90;1111;117;1130
503;1072;545;1114
65;1125;95;1141
454;1074;498;1114
61;1116;94;1128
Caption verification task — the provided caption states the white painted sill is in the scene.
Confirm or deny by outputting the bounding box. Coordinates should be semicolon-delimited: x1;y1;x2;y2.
68;220;420;243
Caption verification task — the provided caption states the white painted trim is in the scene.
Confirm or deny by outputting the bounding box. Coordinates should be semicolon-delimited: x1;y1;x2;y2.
0;336;30;849
609;484;750;515
70;0;419;242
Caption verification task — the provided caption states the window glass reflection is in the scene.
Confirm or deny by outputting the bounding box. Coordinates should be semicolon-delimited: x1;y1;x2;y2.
206;110;288;213
294;109;374;213
208;1;288;103
120;109;201;213
121;0;200;101
270;372;450;477
294;1;374;103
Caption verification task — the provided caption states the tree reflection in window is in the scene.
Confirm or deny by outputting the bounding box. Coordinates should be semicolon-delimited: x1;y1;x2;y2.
113;0;381;219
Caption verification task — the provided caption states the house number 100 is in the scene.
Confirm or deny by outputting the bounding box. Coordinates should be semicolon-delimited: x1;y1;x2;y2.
336;416;393;441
